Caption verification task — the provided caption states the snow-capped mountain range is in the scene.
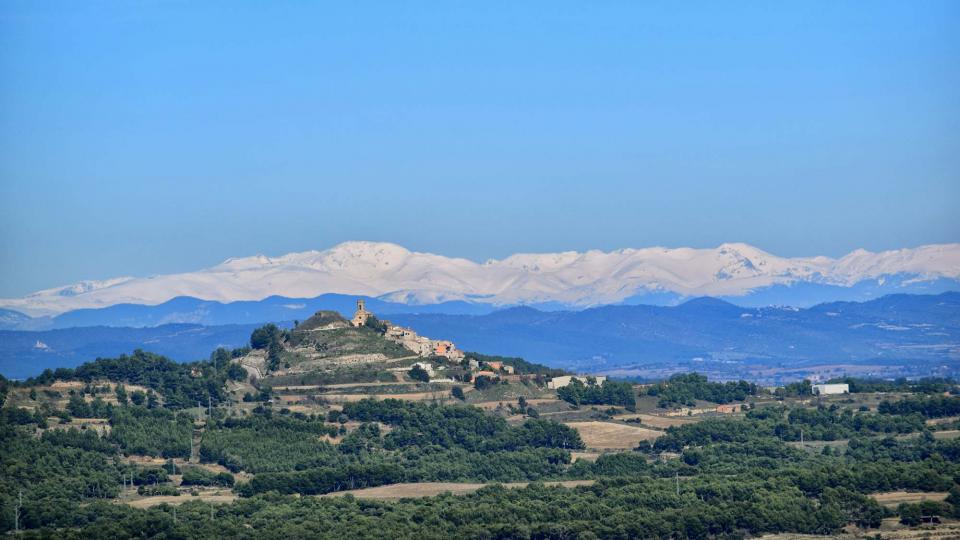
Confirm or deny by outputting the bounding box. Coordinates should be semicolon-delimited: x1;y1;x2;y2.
3;241;960;317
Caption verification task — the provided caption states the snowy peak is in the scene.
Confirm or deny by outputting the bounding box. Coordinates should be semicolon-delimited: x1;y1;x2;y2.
2;242;959;316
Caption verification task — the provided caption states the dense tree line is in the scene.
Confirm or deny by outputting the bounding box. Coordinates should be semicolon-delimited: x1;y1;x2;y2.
200;412;339;473
654;405;925;451
341;399;584;452
20;349;246;409
108;406;193;458
827;376;956;394
878;394;960;418
556;378;637;410
647;373;759;407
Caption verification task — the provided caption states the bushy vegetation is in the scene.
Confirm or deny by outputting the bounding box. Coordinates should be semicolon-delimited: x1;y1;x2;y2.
109;406;193;458
557;378;636;410
827;376;956;394
878;394;960;418
647;373;759;407
21;349;245;409
407;364;430;382
200;413;339;473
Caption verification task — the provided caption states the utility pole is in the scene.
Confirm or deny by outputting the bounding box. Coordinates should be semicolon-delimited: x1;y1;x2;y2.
14;489;22;533
800;428;804;448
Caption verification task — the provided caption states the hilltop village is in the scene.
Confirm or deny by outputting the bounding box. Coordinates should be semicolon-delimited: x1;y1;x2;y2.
348;299;610;387
350;299;465;361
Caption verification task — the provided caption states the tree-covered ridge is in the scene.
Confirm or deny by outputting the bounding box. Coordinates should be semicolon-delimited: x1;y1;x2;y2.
646;373;759;407
19;349;246;409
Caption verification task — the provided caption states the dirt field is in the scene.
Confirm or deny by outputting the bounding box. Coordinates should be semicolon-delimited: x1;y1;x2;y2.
570;451;602;462
564;421;663;450
871;491;949;507
319;391;460;403
615;413;699;429
44;417;112;435
321;480;595;500
472;398;562;411
759;519;960;539
122;492;237;509
121;455;254;482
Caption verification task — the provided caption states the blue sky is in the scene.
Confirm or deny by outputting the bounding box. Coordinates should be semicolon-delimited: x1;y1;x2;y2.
1;1;958;296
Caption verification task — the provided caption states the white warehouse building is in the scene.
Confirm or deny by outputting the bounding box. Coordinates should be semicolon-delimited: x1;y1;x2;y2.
812;383;849;395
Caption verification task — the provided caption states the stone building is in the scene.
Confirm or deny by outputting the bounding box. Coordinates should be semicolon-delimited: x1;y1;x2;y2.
351;299;371;327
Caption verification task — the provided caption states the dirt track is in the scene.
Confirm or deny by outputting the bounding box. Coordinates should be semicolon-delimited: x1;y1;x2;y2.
321;480;595;500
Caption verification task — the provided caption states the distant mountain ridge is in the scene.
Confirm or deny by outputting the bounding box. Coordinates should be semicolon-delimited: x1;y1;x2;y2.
386;292;960;381
2;292;957;381
0;294;497;331
2;241;959;317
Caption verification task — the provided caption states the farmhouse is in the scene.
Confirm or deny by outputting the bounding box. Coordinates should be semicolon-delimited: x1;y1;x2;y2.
715;404;742;414
812;383;849;395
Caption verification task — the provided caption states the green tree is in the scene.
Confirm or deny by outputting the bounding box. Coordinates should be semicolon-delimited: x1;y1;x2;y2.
408;365;430;383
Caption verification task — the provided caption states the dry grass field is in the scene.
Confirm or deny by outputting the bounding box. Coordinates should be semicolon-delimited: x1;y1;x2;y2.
871;491;949;507
122;491;237;509
321;480;595;500
472;398;562;411
564;421;663;450
44;417;112;435
319;391;459;403
615;413;699;429
121;455;255;483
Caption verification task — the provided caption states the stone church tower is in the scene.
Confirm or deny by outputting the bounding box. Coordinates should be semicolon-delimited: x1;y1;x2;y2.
351;299;371;327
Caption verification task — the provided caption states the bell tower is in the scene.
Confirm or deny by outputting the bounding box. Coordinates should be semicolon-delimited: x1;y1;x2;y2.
351;298;370;327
